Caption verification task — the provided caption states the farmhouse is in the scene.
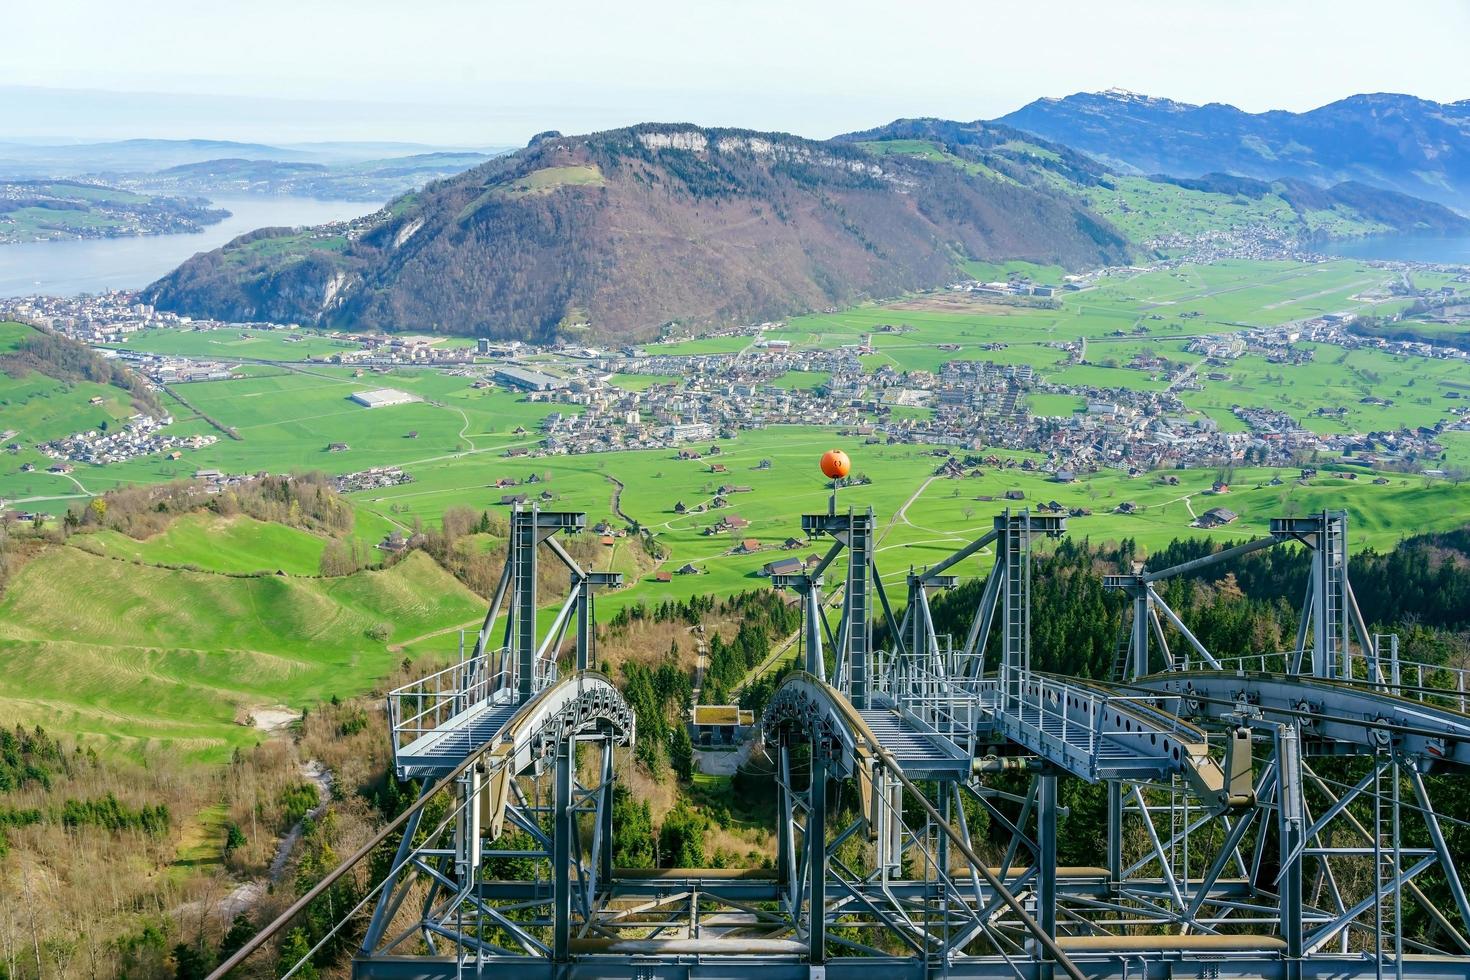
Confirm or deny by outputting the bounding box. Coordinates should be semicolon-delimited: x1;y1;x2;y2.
761;556;804;577
350;388;418;409
1198;507;1239;528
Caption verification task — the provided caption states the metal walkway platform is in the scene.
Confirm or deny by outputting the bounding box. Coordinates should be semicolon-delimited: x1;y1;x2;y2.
976;674;1247;808
858;706;971;778
393;696;520;779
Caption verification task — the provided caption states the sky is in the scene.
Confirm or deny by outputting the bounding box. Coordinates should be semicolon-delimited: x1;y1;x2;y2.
2;0;1467;145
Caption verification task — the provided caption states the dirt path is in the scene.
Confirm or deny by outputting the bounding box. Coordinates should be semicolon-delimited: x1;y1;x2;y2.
178;712;335;922
878;474;936;544
450;405;478;452
388;617;485;653
691;627;710;698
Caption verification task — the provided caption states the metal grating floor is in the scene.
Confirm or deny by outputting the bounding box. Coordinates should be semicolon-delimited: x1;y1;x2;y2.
395;700;521;778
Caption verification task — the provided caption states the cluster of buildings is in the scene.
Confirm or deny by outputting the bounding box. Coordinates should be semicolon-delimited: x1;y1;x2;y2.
37;414;217;466
1145;223;1315;264
327;335;476;366
950;278;1062;298
477;307;1465;478
332;467;413;493
108;349;241;384
0;292;286;342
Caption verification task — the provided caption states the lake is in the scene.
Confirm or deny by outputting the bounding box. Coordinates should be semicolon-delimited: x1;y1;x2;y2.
0;196;378;298
1324;233;1470;264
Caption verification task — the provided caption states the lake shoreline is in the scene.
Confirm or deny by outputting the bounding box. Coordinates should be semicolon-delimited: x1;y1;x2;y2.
0;195;378;298
1322;232;1470;264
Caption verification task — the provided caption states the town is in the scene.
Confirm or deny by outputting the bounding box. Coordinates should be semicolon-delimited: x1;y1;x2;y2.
3;248;1468;485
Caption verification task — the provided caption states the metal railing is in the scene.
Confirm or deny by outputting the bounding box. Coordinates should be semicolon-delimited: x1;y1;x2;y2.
994;670;1193;775
1210;648;1469;714
873;646;992;758
387;649;510;754
387;647;567;756
872;646;1204;772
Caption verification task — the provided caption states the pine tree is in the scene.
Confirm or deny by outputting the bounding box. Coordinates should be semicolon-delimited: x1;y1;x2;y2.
670;723;694;783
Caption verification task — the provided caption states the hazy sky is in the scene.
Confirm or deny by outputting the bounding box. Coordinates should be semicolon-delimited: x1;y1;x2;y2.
3;0;1467;145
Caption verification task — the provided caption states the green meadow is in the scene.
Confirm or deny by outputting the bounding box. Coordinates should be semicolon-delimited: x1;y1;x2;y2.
609;372;681;391
100;326;362;360
80;513;330;575
0;549;483;761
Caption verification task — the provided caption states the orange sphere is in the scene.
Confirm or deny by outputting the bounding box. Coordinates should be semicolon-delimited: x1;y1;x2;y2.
819;449;851;480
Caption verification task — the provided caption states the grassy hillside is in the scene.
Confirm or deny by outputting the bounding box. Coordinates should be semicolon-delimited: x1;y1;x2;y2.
79;513;330;575
0;548;483;761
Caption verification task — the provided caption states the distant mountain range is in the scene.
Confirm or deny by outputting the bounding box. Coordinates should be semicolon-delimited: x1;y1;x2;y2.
0;139;506;203
0;138;506;177
998;90;1470;213
109;152;498;203
143;123;1132;340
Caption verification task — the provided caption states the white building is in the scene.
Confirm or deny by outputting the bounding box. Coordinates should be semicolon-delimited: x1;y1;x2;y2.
350;388;419;408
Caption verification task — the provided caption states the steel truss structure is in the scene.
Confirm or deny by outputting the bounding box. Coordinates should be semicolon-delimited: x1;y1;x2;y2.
210;505;1470;980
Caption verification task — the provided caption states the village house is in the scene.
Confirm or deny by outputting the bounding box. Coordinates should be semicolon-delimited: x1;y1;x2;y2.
1197;506;1239;528
761;556;804;577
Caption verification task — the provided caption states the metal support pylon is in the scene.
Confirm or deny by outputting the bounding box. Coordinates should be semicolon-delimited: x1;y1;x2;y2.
798;507;875;706
507;505;616;700
1001;511;1029;682
511;504;540;702
552;738;572;961
808;750;827;964
1276;723;1305;973
236;500;1470;980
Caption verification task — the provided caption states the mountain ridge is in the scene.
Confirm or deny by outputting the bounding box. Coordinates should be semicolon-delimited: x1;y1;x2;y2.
142;122;1134;341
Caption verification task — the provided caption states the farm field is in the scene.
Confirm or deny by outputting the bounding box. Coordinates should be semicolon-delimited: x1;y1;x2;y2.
1076;176;1388;243
739;261;1421;386
8;426;1457;758
345;425;1467;609
100;326;361;360
608;372;681;391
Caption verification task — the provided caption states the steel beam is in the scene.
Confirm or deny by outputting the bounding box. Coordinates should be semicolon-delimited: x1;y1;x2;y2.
553;739;572;961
